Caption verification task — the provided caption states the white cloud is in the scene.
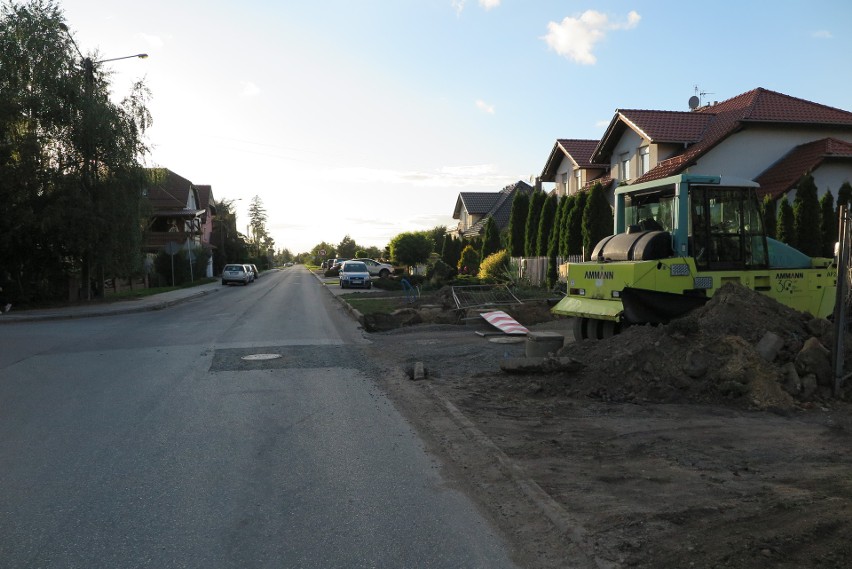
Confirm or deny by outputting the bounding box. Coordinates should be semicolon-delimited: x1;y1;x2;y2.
813;30;833;39
542;10;641;65
452;0;500;15
240;81;261;97
475;99;496;114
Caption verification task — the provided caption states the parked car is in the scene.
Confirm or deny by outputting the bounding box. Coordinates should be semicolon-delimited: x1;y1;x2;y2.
243;264;255;282
248;264;260;279
222;264;250;286
339;261;372;289
355;258;393;279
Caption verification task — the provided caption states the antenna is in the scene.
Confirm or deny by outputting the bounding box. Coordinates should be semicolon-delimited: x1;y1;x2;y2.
691;85;715;109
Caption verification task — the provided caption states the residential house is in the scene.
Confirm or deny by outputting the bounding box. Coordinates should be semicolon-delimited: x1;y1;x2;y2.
539;139;609;198
452;181;534;238
539;88;852;215
143;168;214;277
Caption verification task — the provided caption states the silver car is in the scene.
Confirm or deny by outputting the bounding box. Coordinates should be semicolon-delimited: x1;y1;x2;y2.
222;264;250;286
339;261;372;289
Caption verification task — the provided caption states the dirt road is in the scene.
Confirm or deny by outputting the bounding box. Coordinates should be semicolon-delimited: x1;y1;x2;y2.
364;305;852;568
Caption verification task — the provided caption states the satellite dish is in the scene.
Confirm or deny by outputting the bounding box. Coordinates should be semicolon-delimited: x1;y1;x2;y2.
688;95;700;110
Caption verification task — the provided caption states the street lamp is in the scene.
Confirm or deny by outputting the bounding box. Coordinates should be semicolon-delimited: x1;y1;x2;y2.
58;22;148;299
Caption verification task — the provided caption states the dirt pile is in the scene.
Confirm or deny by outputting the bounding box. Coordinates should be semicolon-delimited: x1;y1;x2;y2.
551;283;850;409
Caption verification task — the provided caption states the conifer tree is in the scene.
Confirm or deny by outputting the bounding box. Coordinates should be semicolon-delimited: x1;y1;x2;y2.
566;192;588;256
524;191;545;257
536;193;558;256
820;191;837;257
793;174;821;257
838;181;852;210
777;196;795;246
559;195;576;257
582;183;613;259
480;216;501;261
762;195;777;240
506;191;529;257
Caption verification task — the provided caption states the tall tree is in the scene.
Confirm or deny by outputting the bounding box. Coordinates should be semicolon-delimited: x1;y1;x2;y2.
559;195;577;257
777;196;795;246
506;190;529;257
480;216;501;260
566;191;588;256
524;190;545;257
762;195;777;240
819;190;837;257
793;174;821;257
582;183;613;259
0;0;152;302
337;234;358;258
536;193;558;256
248;195;269;257
838;181;852;210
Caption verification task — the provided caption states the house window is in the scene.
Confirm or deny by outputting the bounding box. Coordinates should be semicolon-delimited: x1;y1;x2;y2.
620;153;631;181
639;147;650;176
574;170;582;193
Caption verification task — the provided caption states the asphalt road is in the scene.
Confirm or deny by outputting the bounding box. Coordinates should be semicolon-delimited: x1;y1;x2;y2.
0;266;519;568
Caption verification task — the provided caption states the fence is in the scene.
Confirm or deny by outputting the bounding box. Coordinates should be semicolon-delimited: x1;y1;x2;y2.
511;255;584;287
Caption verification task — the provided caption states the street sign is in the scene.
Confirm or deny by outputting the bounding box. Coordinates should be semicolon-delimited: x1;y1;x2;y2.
163;241;180;256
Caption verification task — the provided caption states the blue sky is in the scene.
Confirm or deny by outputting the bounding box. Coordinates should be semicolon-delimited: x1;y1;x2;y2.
57;0;852;254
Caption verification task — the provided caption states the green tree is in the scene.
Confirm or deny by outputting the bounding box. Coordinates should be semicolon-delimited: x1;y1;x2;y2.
0;1;152;302
566;192;588;256
762;195;777;240
248;195;270;258
337;234;358;258
507;190;529;257
559;195;576;257
458;244;480;275
838;181;852;210
793;174;821;256
546;199;562;288
819;191;837;257
536;193;557;256
524;190;545;257
426;225;447;254
478;249;509;281
582;183;613;259
480;217;501;260
310;241;336;264
389;231;434;270
777;196;795;246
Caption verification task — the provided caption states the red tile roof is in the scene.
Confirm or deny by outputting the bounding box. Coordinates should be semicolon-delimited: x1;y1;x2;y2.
754;138;852;199
626;88;852;184
541;139;607;181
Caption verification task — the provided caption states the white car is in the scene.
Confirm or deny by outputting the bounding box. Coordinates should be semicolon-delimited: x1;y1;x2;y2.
355;258;393;279
339;261;372;289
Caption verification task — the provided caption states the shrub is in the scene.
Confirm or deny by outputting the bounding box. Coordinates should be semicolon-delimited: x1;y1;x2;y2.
427;259;455;286
478;249;510;281
457;245;480;275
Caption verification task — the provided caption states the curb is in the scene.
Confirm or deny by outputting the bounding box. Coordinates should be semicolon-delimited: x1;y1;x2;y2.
0;287;222;324
310;270;367;327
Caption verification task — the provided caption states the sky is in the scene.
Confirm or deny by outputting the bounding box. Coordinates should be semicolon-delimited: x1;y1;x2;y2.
56;0;852;255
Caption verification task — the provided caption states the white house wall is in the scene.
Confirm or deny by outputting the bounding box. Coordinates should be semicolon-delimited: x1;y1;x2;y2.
692;127;852;182
609;129;644;182
814;162;852;199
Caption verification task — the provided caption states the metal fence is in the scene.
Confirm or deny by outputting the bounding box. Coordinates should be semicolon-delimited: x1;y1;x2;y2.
511;255;584;287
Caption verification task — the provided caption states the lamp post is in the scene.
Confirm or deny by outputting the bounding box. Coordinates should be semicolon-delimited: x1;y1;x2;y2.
58;23;148;300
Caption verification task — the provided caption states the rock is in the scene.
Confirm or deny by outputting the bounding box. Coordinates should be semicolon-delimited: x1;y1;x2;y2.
779;362;801;395
806;318;832;338
413;361;426;380
795;337;832;386
683;349;709;378
801;373;818;400
756;331;784;362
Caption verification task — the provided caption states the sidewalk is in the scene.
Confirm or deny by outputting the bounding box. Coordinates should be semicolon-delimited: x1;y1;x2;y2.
0;280;223;324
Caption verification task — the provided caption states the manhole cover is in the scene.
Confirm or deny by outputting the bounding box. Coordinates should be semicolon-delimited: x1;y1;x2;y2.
241;353;283;361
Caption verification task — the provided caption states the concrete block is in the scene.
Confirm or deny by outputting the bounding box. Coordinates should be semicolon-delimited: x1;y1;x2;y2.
525;331;565;358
